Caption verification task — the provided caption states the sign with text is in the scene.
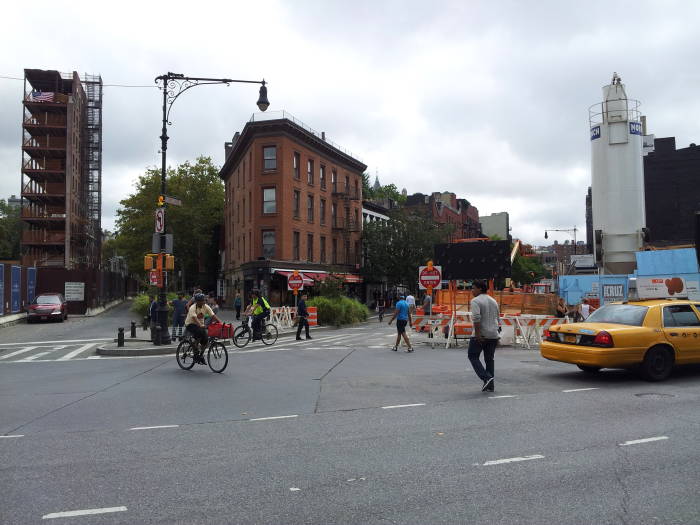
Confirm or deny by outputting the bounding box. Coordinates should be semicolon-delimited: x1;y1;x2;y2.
418;265;442;290
64;282;85;301
27;267;36;304
287;272;304;292
11;265;21;313
602;283;625;303
637;277;688;299
155;208;165;233
149;270;162;288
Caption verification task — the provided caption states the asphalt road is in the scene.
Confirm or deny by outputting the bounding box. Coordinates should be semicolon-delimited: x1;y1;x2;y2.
2;303;700;524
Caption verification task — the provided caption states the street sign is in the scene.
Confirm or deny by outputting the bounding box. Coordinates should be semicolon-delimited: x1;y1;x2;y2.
155;208;165;233
149;270;162;288
164;195;182;206
287;272;304;293
418;264;442;291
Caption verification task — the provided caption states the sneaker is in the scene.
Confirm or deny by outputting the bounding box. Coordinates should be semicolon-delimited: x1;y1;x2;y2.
486;379;495;392
306;336;312;340
406;347;414;353
296;337;303;341
391;346;398;352
481;377;494;392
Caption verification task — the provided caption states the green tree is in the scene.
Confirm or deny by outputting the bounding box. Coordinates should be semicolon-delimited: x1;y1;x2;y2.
362;172;374;200
511;254;550;285
112;157;224;290
362;209;453;290
0;199;21;260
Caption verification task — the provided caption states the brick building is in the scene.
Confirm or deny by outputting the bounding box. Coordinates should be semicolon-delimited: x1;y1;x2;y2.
219;112;367;305
20;69;102;269
404;191;480;241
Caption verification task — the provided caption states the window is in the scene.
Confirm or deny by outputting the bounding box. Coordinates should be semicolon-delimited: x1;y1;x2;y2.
332;238;338;264
263;188;276;214
307;159;314;185
293;231;300;260
293;152;300;179
331;169;337;192
320;236;326;263
262;230;275;258
320;199;326;225
307;195;314;222
293;190;300;218
263;146;276;170
344;175;349;194
320;165;326;189
587;305;648;326
663;305;700;327
307;234;314;262
242;197;246;225
355;179;359;199
249;191;252;221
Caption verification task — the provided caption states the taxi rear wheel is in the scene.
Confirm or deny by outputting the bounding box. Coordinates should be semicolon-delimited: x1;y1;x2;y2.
640;345;674;382
577;365;601;374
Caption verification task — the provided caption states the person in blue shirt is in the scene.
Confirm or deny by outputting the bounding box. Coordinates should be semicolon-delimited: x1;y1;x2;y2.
388;295;413;352
295;292;312;340
170;293;187;341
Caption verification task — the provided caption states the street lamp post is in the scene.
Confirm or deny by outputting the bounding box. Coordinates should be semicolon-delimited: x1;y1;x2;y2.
152;72;269;345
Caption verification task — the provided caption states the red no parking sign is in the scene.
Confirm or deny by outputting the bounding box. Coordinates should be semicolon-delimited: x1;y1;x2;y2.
287;271;304;295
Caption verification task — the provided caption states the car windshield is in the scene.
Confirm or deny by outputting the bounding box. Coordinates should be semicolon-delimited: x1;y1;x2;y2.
35;295;61;305
586;304;648;326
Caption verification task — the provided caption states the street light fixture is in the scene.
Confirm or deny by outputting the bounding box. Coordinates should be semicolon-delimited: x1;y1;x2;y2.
152;72;269;345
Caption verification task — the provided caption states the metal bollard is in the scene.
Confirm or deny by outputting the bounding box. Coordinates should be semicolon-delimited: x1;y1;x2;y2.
130;321;136;338
117;327;125;347
153;325;161;346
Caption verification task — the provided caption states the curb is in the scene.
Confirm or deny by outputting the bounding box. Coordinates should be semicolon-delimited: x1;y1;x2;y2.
97;344;177;356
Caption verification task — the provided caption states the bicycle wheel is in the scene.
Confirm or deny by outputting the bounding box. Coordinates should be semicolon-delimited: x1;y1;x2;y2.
207;341;228;373
176;340;196;370
232;325;251;348
260;323;278;345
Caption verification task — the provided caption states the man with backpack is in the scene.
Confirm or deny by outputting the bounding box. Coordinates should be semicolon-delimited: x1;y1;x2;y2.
250;289;271;341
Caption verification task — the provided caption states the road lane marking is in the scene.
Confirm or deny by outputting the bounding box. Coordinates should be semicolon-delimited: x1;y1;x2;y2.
562;388;599;393
19;352;51;361
382;403;426;409
249;415;298;422
0;347;38;360
619;436;669;446
0;434;24;439
129;425;179;431
289;487;301;492
483;454;545;466
0;338;110;346
42;506;127;519
489;395;517;399
58;344;96;360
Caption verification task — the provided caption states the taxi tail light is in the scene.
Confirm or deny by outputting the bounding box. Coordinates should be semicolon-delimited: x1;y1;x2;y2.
543;329;558;342
593;331;614;347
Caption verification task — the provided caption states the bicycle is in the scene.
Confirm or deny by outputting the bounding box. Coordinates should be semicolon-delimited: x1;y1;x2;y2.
232;315;278;348
176;331;228;373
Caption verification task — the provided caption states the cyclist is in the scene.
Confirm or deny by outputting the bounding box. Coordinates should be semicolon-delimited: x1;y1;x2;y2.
249;289;271;341
185;293;222;363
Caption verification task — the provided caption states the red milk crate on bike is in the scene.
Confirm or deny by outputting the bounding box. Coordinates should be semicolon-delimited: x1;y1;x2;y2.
208;322;233;338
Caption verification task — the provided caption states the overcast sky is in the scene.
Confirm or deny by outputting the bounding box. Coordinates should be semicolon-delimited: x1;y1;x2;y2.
1;0;699;246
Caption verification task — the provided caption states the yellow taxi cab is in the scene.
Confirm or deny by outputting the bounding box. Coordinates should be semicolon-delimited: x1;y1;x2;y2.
540;299;700;381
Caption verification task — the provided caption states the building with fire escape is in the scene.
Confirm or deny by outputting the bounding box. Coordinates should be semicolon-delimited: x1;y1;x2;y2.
20;69;102;269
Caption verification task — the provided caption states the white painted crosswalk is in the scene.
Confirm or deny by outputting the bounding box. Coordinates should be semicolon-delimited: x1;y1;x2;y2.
0;341;103;362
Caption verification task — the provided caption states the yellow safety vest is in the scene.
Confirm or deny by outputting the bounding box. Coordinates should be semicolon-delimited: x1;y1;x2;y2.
252;297;270;315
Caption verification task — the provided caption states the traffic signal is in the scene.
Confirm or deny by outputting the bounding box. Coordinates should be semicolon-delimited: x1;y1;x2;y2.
144;255;155;270
157;195;165;207
165;255;175;270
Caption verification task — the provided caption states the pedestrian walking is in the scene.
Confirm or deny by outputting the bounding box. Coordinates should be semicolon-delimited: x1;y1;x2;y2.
295;292;312;340
423;292;432;316
234;290;242;320
577;298;593;322
377;295;386;322
406;293;416;315
555;297;567;318
388;295;413;352
467;280;500;392
170;292;187;340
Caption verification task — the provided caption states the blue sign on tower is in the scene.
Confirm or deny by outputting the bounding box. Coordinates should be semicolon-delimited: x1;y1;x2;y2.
590;126;601;140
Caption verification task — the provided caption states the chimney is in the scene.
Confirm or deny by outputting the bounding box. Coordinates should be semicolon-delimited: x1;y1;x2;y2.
321;131;326;141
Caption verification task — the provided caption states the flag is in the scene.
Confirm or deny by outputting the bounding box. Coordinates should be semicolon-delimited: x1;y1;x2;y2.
30;91;54;102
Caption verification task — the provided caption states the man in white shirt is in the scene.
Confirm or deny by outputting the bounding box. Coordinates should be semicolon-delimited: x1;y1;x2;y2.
185;293;222;363
468;280;500;392
406;294;416;315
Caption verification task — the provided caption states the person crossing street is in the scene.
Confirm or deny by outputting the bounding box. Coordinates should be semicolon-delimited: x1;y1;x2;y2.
467;280;500;392
295;292;312;340
388;295;413;352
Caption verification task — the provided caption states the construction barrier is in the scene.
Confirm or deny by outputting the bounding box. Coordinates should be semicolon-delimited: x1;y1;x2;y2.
307;307;318;326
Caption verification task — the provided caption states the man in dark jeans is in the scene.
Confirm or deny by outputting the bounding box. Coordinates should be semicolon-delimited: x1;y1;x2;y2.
295;292;312;340
467;280;501;392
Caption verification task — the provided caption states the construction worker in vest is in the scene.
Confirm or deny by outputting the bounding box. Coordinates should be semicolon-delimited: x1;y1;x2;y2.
250;289;271;340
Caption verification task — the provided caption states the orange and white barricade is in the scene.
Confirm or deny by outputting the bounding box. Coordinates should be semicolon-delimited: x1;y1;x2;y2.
307;307;318;326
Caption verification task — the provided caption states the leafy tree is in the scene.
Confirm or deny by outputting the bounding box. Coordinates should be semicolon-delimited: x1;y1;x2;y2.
0;199;21;260
112;157;224;291
362;209;453;291
511;254;550;285
362;172;373;200
362;173;407;204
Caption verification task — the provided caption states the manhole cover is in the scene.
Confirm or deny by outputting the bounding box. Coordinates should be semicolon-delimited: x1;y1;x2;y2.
635;393;675;398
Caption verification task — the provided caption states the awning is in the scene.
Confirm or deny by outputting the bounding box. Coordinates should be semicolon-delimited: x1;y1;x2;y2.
334;273;363;283
271;269;362;284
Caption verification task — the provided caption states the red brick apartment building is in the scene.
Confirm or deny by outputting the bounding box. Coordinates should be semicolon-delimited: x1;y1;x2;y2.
404;191;481;241
20;69;103;269
219;112;367;305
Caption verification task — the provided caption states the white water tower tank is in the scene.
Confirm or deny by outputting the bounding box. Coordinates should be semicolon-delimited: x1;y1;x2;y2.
589;73;646;275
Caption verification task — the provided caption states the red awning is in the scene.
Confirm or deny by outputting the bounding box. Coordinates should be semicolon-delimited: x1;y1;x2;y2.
273;270;316;285
334;273;363;283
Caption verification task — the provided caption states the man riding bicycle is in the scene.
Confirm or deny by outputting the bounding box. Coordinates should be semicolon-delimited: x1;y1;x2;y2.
249;289;271;341
185;293;222;363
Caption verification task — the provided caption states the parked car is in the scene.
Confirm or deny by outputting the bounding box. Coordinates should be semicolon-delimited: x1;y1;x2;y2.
27;293;68;323
541;299;700;381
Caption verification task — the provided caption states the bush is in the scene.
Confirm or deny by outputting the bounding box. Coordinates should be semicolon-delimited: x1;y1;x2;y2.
307;296;369;327
131;292;179;318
